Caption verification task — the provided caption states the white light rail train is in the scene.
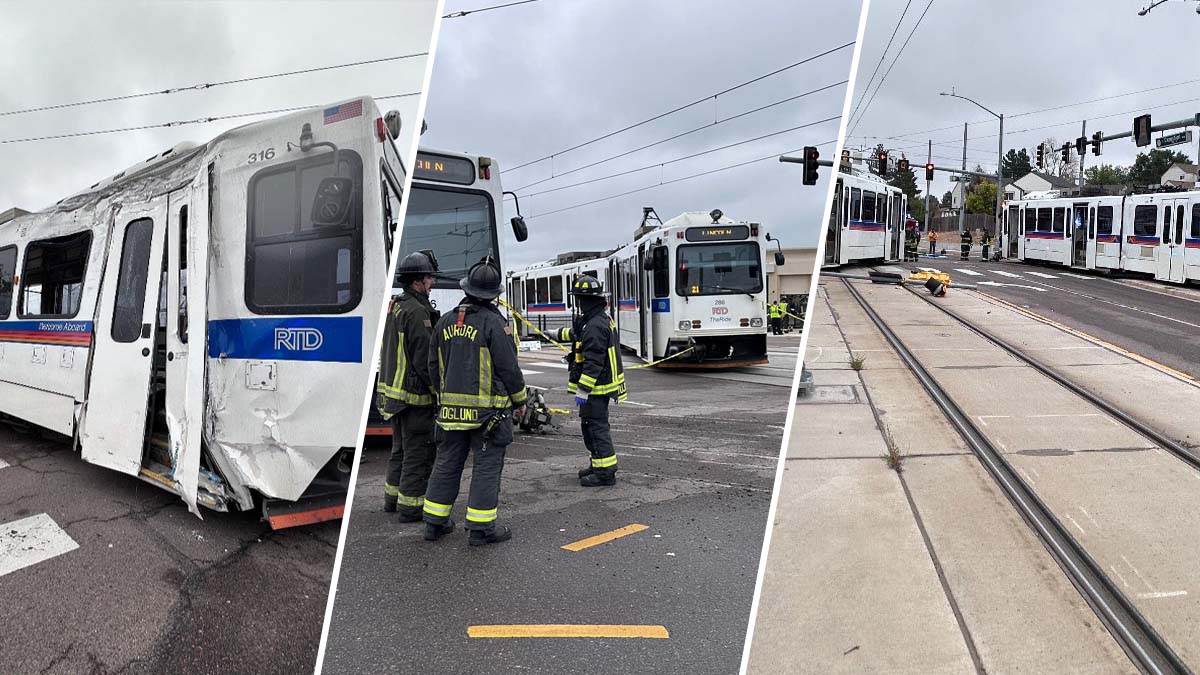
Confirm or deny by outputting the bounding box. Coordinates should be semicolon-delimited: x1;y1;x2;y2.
0;96;406;528
509;208;784;368
824;166;906;267
1007;189;1200;283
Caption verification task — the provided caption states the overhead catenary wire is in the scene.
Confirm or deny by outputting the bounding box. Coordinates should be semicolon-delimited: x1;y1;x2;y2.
505;41;856;172
443;0;540;18
844;0;912;128
508;80;848;193
521;139;838;220
846;0;935;138
0;54;427;118
0;92;422;145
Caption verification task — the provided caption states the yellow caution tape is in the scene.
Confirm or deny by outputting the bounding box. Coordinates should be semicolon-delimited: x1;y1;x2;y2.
627;346;694;370
547;408;572;415
498;299;570;352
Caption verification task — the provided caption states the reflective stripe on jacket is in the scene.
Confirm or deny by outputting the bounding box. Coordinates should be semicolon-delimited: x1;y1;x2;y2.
429;299;528;431
556;308;627;402
376;290;439;419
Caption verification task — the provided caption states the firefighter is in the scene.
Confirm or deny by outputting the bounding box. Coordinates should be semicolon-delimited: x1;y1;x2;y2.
928;229;939;255
768;301;783;335
556;274;627;487
377;251;440;522
980;229;993;261
960;228;973;260
422;258;527;546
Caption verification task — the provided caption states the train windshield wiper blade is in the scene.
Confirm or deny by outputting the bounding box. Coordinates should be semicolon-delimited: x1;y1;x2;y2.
704;284;756;298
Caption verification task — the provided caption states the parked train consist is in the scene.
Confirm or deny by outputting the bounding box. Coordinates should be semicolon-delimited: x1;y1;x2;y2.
510;208;782;368
0;96;406;527
1008;189;1200;283
825;166;906;267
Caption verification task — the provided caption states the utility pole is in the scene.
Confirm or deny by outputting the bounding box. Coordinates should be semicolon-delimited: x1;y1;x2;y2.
995;113;1004;256
957;122;967;236
925;139;932;234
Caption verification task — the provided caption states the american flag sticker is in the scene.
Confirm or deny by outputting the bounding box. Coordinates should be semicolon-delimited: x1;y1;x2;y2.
324;100;364;125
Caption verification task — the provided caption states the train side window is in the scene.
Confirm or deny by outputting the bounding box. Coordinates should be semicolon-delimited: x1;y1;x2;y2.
1162;207;1172;244
849;188;861;222
380;160;403;267
1024;208;1034;234
19;231;92;319
652;246;669;298
512;277;525;311
111;218;155;343
1036;208;1051;232
861;191;876;223
1097;206;1113;235
1192;204;1200;238
246;150;363;315
1176;206;1185;245
177;206;189;343
1133;205;1157;238
548;276;563;305
535;277;549;305
0;245;16;319
1052;207;1065;233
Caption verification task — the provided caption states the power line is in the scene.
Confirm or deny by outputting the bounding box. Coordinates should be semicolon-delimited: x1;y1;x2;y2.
444;0;540;18
522;139;838;220
0;54;427;118
847;0;935;138
509;80;847;193
506;40;856;172
845;0;912;128
0;93;422;145
516;115;841;199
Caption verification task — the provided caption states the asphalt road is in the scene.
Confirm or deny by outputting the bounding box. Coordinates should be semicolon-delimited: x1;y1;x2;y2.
0;424;337;675
890;254;1200;378
320;332;801;675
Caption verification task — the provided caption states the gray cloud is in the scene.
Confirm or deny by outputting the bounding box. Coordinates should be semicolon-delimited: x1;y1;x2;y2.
0;0;437;212
423;0;862;270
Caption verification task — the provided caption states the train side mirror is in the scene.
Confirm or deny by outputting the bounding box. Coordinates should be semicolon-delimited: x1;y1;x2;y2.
511;216;529;242
774;252;786;266
311;177;354;226
383;111;402;140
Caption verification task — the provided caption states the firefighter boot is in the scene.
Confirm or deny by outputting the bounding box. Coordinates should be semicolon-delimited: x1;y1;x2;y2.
578;466;594;479
424;519;456;541
397;509;423;523
579;468;616;487
469;525;513;547
383;495;397;513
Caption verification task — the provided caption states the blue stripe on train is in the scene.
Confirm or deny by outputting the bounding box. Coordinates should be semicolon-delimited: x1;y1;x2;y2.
208;317;363;363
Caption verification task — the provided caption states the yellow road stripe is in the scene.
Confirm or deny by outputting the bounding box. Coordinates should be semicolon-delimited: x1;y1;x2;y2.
468;624;669;639
561;524;648;552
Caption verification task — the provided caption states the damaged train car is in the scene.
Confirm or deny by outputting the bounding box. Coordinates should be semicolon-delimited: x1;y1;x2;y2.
0;96;406;527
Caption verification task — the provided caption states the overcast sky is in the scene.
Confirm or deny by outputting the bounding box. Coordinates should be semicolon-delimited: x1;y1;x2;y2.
0;0;437;213
847;0;1200;203
423;0;862;271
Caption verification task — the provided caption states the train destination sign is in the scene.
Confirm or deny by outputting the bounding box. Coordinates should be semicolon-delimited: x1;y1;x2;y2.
414;152;476;185
685;225;750;242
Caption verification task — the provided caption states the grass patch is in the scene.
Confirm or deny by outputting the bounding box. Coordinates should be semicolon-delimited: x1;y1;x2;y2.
881;425;903;473
848;353;867;371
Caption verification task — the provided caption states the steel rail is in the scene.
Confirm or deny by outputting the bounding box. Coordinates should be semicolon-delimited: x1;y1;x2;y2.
842;278;1190;675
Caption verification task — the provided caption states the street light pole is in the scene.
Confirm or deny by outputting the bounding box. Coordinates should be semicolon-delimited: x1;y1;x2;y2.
941;89;1005;259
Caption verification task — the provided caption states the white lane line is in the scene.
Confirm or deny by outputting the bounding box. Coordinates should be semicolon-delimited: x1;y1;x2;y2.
1137;591;1188;599
0;513;79;577
990;270;1023;278
953;268;983;276
532;362;568;369
979;281;1048;292
1024;271;1059;279
1061;273;1093;280
619;400;655;408
520;369;543;376
0;458;9;469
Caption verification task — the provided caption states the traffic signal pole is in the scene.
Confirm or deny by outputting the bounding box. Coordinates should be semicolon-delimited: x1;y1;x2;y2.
1077;120;1087;190
925;139;932;234
958;122;967;237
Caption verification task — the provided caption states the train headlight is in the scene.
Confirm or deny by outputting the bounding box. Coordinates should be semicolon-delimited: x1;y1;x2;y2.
750;318;763;327
678;321;690;331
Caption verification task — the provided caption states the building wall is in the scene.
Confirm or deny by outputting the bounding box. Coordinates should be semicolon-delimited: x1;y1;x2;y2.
767;247;817;301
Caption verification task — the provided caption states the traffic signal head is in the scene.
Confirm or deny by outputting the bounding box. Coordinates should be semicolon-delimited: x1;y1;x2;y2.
898;158;910;172
924;163;934;181
1091;131;1103;156
802;146;820;186
1133;114;1152;147
877;150;889;174
1036;144;1045;168
1061;143;1070;163
1075;136;1087;156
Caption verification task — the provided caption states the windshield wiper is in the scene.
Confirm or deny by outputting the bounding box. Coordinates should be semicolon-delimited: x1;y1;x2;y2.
704;285;756;299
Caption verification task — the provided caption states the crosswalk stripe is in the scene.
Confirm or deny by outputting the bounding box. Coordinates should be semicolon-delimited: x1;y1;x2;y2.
1061;273;1092;280
991;270;1022;278
0;514;79;577
1024;271;1058;279
521;369;543;376
953;268;983;277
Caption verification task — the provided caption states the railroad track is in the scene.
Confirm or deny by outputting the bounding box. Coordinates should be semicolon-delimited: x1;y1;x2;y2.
842;277;1192;675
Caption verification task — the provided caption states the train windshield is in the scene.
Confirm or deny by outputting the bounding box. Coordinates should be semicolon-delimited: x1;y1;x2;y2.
676;242;763;296
399;186;497;288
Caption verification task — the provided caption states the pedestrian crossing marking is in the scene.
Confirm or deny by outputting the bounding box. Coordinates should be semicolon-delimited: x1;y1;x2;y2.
520;369;543;376
978;281;1048;292
1024;271;1058;279
561;523;649;552
953;268;983;276
990;270;1022;278
0;513;79;578
468;624;670;639
1061;272;1092;280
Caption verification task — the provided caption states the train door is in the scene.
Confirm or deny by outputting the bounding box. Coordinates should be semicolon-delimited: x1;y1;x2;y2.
890;193;903;260
637;245;650;358
825;179;842;265
608;258;619;327
1007;206;1020;258
1070;203;1088;267
1017;208;1028;259
1157;198;1188;283
81;195;170;476
1085;205;1098;269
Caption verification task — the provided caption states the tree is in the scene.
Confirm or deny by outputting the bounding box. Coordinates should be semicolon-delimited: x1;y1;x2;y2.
941;190;953;208
1001;148;1032;181
1084;164;1129;187
966;179;997;216
887;162;923;221
1127;149;1191;187
1039;136;1078;179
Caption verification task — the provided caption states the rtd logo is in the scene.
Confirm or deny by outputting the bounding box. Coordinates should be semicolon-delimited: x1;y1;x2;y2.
274;327;324;351
711;306;729;315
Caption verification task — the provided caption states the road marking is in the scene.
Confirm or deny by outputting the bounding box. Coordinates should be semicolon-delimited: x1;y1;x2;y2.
1110;566;1131;589
538;362;569;369
1024;271;1059;279
1064;514;1086;536
1061;272;1093;280
521;369;543;376
0;513;79;577
990;270;1023;278
953;268;983;276
978;281;1048;292
0;458;9;469
561;524;649;552
1017;467;1036;485
1136;591;1188;599
468;624;670;639
1121;554;1153;591
918;267;943;274
1079;507;1101;530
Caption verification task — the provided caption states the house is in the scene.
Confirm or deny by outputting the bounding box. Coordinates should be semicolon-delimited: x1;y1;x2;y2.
1003;171;1079;201
1160;163;1199;189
